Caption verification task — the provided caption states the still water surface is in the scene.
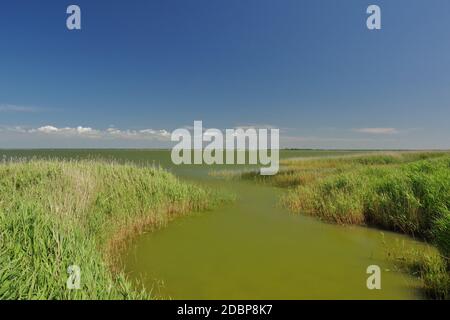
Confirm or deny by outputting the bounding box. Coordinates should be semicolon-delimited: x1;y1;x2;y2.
119;151;423;299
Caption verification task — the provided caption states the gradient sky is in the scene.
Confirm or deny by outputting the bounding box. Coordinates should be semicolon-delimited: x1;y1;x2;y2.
1;0;449;148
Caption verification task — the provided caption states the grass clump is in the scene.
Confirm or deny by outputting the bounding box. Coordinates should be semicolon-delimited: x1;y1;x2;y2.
0;160;225;299
385;240;449;299
283;156;450;252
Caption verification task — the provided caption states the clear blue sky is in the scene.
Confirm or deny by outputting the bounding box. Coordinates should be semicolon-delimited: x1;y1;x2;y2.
1;0;449;148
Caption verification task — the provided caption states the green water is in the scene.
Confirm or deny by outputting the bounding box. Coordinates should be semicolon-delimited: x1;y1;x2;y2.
0;149;424;299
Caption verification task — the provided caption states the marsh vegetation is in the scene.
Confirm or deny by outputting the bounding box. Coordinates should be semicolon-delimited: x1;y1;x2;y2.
0;159;223;299
0;150;447;299
242;152;450;299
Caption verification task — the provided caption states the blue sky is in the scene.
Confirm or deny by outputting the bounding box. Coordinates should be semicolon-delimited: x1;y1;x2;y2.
1;0;449;148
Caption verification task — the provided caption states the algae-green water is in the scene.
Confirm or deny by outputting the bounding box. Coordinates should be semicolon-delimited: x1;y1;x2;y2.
0;149;424;299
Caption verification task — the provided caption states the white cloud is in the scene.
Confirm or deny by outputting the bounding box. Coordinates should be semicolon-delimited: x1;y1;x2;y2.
353;128;399;135
22;125;171;141
36;125;59;133
158;129;170;137
76;126;95;134
139;129;156;134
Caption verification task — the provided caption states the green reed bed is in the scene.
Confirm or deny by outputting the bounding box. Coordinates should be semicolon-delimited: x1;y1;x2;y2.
0;160;225;299
246;152;450;299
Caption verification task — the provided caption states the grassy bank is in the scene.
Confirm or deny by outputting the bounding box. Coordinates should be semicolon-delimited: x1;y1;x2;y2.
0;160;225;299
244;152;450;299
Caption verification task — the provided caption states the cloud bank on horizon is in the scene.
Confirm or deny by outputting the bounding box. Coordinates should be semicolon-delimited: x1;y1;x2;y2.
0;123;443;150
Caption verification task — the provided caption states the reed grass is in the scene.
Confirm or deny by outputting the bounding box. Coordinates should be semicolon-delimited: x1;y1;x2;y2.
246;151;450;299
0;159;226;299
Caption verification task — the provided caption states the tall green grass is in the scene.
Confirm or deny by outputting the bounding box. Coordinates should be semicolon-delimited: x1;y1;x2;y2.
250;152;450;299
384;240;449;300
283;157;450;253
0;160;225;299
243;151;447;188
